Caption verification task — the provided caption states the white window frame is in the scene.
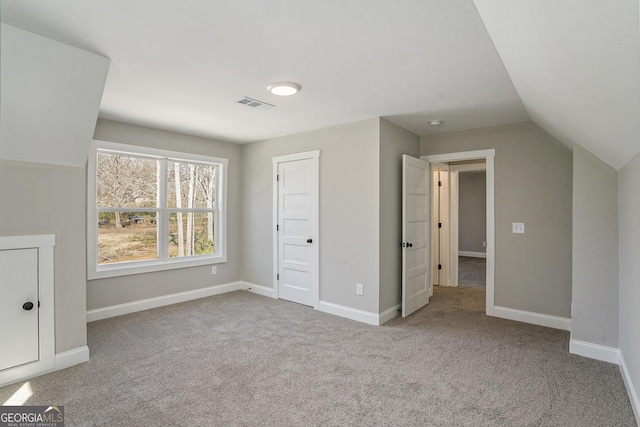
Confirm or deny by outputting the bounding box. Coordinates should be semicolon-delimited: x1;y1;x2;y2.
87;140;228;280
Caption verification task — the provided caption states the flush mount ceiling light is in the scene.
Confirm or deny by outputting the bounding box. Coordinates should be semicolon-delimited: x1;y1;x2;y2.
429;120;443;127
267;81;301;96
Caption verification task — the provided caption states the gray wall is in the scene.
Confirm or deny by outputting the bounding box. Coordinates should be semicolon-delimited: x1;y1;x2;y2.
379;119;420;312
571;144;618;347
0;161;87;353
0;25;109;353
88;119;243;309
241;118;381;313
458;171;486;254
619;152;640;401
421;122;573;317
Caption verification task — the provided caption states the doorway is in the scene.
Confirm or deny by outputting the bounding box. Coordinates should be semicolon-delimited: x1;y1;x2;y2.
456;167;487;288
423;150;495;316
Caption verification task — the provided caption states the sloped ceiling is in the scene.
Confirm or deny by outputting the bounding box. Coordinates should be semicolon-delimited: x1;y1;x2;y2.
1;24;110;167
473;0;640;170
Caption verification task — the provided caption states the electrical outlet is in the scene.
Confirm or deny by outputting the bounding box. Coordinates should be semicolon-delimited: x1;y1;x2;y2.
211;266;217;275
512;222;525;234
356;283;364;295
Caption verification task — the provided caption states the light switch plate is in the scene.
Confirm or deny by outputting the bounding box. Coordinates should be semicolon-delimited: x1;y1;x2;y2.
512;222;525;234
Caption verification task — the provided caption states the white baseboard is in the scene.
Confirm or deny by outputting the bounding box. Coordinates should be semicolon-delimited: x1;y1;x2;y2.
87;281;246;322
0;346;89;388
458;251;486;258
239;281;277;299
379;304;401;325
493;306;571;331
0;360;54;389
55;346;90;371
317;301;399;326
239;281;397;326
619;352;640;424
318;301;379;326
569;339;619;364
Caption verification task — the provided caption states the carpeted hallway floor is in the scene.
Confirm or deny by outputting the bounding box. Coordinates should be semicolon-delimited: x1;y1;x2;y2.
459;256;486;288
0;288;635;426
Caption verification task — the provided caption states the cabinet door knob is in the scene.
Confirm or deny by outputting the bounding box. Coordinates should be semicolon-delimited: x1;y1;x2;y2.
22;302;34;311
307;238;313;244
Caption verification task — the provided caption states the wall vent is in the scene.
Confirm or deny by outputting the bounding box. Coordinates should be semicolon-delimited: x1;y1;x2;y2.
237;97;275;110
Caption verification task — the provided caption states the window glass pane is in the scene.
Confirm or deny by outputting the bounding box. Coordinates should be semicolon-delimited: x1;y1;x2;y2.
97;152;158;208
98;212;158;264
167;162;216;209
169;212;214;257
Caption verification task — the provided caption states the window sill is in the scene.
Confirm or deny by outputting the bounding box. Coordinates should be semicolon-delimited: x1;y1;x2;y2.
87;254;226;280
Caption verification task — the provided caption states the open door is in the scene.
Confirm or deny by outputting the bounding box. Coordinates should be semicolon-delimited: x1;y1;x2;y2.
402;155;431;317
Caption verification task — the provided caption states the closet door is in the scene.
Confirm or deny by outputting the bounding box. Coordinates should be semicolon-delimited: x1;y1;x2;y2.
0;248;39;371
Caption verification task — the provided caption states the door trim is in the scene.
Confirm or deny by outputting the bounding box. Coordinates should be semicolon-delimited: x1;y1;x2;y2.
272;150;320;308
423;150;495;316
449;170;458;286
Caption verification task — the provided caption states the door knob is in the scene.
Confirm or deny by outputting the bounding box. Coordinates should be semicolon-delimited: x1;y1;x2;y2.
22;302;34;311
307;238;313;244
408;243;413;248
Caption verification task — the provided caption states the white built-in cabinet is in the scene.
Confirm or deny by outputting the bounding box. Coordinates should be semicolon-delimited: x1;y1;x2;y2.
0;235;55;387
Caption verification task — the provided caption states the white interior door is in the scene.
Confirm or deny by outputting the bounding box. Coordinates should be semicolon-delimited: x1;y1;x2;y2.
275;152;319;308
432;163;450;286
0;248;39;371
402;155;431;317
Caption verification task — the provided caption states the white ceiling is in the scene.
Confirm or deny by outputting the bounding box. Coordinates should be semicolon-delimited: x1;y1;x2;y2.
474;0;640;170
1;0;638;169
0;1;528;140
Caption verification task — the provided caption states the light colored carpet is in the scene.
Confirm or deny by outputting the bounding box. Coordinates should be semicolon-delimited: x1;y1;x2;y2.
459;256;486;288
0;287;635;426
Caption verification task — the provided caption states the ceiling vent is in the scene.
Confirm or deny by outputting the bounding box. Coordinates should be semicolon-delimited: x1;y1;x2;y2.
237;97;275;110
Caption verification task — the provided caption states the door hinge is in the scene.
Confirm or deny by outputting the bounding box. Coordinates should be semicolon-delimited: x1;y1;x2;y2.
438;264;442;270
276;224;279;231
438;181;442;186
438;222;442;228
277;274;280;280
276;174;279;182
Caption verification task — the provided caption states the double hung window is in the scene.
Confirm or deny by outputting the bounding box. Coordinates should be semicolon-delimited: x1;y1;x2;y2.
88;140;227;279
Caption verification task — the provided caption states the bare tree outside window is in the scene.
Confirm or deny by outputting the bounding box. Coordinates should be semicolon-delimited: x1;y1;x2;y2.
96;153;157;228
95;152;217;265
167;161;216;258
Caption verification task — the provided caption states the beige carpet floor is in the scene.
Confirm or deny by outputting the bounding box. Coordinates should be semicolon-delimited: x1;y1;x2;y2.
0;287;636;426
